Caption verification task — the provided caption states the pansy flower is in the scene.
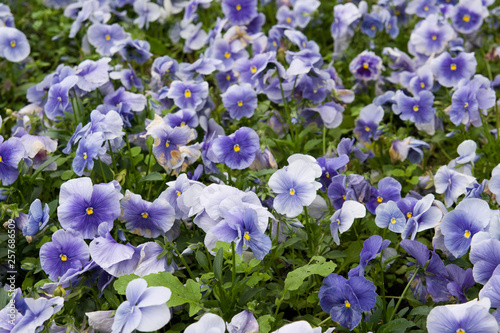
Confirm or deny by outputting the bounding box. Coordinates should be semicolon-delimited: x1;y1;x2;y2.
409;14;456;56
431;52;477;88
120;190;175;238
354;104;384;144
167;80;209;111
40;229;89;281
211;127;260;170
330;200;366;245
0;136;25;186
392;90;435;125
221;83;258;120
221;0;258;25
349;50;383;81
434;165;475;207
0;27;30;62
24;199;50;237
57;177;123;239
449;0;489;34
87;23;127;56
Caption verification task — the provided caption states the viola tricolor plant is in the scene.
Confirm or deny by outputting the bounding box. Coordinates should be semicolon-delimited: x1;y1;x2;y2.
1;0;500;332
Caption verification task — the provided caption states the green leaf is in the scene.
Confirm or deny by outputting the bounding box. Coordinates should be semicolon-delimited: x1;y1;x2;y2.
257;315;274;333
130;146;142;157
214;247;224;281
113;274;140;295
409;306;433;317
31;155;60;179
304;139;324;152
391;169;405;177
284;256;336;291
139;172;164;182
378;318;415;333
195;250;209;271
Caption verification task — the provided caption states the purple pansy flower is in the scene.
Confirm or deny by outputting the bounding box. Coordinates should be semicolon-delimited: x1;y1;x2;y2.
57;177;123;239
120;190;175;238
354;104;384;144
349;235;391;277
133;0;162;29
375;201;407;233
24;199;50;236
349;50;383;81
112;278;172;333
409;14;456;56
434;165;475;207
406;0;438;18
227;310;259;333
402;194;443;240
389;137;430;164
441;198;491;258
427;299;498;333
331;3;361;41
10;297;63;333
72;132;106;176
211;207;272;260
44;75;79;120
87;23;127;56
0;136;25;185
221;0;258;25
330;200;366;245
165;109;199;128
431;52;477;88
392;90;435;125
75;57;111;92
470;238;500;284
221;83;258;120
366;177;402;214
211;127;260;170
319;273;377;330
167;80;209;111
450;0;489;34
0;27;30;62
40;229;89;281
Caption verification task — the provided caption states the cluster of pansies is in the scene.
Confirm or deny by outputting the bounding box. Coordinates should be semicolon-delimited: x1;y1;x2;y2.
1;0;500;332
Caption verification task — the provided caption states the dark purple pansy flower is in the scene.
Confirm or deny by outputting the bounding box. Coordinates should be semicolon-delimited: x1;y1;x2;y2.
221;83;258;120
115;38;152;65
167;80;209;111
366;177;402;214
0;27;30;62
392;90;435;125
40;229;89;281
211;127;260;170
57;177;123;239
120;190;175;238
211;39;248;72
354;104;384;143
441;198;491;258
317;155;349;190
337;137;370;163
319;273;377;330
349;50;383;81
87;23;127;56
221;0;258;25
349;235;391;277
233;53;269;86
165;109;199;128
446;264;474;302
402;194;443;240
211;207;272;260
450;0;489;34
431;52;477;88
327;174;349;209
400;239;451;302
110;65;144;91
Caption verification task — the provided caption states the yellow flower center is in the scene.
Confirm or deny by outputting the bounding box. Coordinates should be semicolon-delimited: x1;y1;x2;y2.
388;24;392;29
289;188;295;195
165;140;170;148
86;207;94;215
365;126;370;132
233;144;240;152
142;212;148;219
58;96;62;101
390;217;396;224
413;105;419;112
244;231;250;241
362;62;369;69
463;15;470;22
464;102;469;108
273;41;277;47
176;190;181;196
345;300;351;308
424;5;429;11
0;156;2;162
313;89;317;93
226;74;231;81
184;89;191;98
237;100;243;107
464;230;471;238
83;152;87;160
302;42;306;47
406;212;412;218
395;10;400;15
105;35;111;41
236;4;241;10
337;219;341;225
456;329;466;333
377;196;383;203
326;172;330;178
250;65;257;73
180;122;186;127
371;25;375;30
421;82;425;88
224;52;231;59
60;254;68;261
286;17;292;23
342;195;346;200
450;64;457;71
432;35;437;41
10;40;15;48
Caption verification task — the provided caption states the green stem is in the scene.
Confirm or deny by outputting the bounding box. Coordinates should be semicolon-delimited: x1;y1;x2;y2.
231;241;237;289
379;259;387;323
107;141;118;175
317;316;332;327
387;267;419;323
173;247;196;280
323;125;327;155
98;158;108;183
